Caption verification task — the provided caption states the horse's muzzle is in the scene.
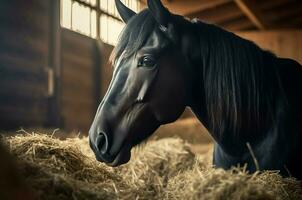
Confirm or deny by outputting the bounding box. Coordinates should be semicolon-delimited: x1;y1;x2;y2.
89;131;115;163
89;130;131;166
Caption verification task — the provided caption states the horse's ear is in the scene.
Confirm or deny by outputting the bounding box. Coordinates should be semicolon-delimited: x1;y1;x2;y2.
147;0;171;27
115;0;136;23
147;0;178;43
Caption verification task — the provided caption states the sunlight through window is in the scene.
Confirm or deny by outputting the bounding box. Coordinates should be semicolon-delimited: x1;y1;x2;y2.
61;0;140;45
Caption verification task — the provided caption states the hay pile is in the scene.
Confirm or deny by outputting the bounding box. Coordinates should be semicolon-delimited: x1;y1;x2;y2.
2;131;301;200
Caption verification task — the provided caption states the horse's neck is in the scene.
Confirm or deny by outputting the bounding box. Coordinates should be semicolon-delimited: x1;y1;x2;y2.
181;23;266;152
180;25;210;129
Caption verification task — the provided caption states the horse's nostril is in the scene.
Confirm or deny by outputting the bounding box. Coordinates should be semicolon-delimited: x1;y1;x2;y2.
96;132;109;154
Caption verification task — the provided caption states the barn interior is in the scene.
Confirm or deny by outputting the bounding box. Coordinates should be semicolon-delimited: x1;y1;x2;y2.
0;0;302;199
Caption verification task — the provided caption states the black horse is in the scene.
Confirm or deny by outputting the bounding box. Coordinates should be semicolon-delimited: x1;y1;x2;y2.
89;0;302;179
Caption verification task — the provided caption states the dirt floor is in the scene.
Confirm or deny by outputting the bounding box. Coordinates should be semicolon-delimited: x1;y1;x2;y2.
0;128;301;200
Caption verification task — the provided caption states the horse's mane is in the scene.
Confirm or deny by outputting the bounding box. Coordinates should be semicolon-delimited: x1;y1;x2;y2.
111;9;281;138
193;21;280;137
110;9;156;63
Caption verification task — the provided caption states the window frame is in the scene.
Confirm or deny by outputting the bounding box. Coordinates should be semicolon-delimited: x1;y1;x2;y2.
61;0;140;42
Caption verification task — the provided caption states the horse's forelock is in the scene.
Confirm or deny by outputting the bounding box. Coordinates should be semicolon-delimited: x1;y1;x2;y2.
110;9;157;64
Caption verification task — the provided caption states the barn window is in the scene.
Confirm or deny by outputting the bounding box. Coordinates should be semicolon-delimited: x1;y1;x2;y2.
60;0;140;45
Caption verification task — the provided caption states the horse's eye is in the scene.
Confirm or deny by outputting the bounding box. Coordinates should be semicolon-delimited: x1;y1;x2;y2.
138;56;156;67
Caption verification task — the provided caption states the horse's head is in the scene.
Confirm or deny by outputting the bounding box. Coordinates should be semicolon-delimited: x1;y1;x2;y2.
89;0;190;166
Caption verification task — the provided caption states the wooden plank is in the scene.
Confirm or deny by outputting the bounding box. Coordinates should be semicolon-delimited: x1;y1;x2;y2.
0;25;48;42
96;0;101;39
62;109;94;129
188;3;242;24
61;74;94;94
62;52;93;70
0;36;48;65
0;69;45;85
0;94;46;108
0;0;49;13
287;17;302;28
0;30;48;52
62;101;94;131
62;44;94;61
0;78;46;98
60;22;98;131
234;0;267;29
236;30;302;64
0;23;48;43
0;98;47;127
62;77;93;96
61;102;94;132
0;7;49;38
273;15;302;29
100;44;114;97
260;0;293;11
0;68;45;83
265;2;302;23
62;79;93;97
62;117;92;132
47;0;62;127
62;60;93;85
62;98;94;113
0;53;45;78
61;70;93;89
0;116;46;128
0;0;50;129
221;16;255;31
140;0;232;16
0;109;46;127
92;41;102;110
0;104;47;121
62;94;94;107
62;28;95;50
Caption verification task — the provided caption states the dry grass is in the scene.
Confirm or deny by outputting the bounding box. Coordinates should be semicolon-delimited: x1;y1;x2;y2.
1;130;301;200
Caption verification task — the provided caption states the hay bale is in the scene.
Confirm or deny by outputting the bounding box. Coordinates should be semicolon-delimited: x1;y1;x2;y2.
4;132;197;200
2;131;301;200
116;138;198;199
165;166;302;200
5;132;127;200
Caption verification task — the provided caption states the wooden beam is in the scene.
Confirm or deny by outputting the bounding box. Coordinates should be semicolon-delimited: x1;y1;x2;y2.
221;16;255;31
260;0;289;11
234;0;267;30
273;15;302;29
265;2;302;23
140;0;231;16
188;3;243;24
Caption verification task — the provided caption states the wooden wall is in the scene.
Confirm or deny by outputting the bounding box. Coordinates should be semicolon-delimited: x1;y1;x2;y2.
237;30;302;64
0;0;50;129
61;29;101;132
100;44;114;97
0;0;101;132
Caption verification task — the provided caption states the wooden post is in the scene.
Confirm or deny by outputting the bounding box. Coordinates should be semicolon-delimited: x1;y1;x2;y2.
93;40;102;111
96;0;100;39
234;0;267;30
47;0;63;127
93;0;102;111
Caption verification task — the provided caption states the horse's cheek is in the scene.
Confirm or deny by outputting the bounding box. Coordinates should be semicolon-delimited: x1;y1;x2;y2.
151;95;185;124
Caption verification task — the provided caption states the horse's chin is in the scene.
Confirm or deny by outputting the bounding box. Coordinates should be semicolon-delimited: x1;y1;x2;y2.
106;144;131;167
